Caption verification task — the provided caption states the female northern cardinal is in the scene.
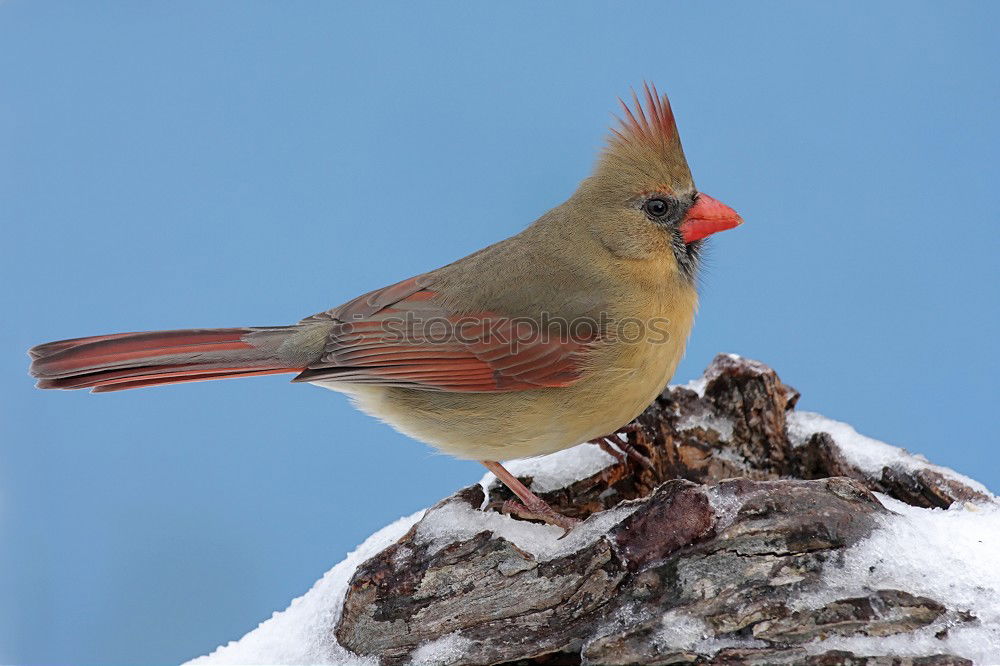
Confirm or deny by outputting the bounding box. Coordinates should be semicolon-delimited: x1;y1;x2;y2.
29;84;741;530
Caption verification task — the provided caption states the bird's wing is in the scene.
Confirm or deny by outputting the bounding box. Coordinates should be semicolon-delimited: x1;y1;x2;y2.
293;276;593;391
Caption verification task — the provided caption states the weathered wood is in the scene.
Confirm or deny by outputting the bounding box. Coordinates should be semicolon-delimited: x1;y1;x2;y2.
332;355;988;665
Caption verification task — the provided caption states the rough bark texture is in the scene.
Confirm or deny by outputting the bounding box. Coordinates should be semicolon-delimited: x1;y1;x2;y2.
334;355;990;665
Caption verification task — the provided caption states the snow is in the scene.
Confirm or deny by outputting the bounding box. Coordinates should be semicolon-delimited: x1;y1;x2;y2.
676;412;734;440
787;411;991;496
682;375;708;397
415;495;639;561
497;441;617;493
187;511;424;666
408;632;474;665
796;495;1000;663
655;611;709;650
705;483;749;532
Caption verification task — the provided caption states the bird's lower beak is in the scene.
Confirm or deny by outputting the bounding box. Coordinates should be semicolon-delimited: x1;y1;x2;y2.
679;193;742;243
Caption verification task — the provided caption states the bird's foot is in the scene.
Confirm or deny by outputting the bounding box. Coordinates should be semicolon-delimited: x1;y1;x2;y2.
589;423;654;471
480;459;581;535
500;498;581;534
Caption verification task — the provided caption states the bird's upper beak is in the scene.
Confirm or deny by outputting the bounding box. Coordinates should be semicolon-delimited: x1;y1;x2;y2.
679;193;742;243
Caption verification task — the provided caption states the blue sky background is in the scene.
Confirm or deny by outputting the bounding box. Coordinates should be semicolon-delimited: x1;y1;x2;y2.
1;2;997;664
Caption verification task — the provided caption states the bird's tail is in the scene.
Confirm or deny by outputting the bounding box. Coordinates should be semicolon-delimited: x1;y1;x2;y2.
29;327;307;393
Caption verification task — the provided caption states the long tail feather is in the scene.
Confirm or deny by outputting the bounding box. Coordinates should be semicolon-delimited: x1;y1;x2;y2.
29;327;303;392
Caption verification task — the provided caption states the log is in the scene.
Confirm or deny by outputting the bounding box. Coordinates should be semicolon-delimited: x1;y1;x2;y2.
192;355;997;666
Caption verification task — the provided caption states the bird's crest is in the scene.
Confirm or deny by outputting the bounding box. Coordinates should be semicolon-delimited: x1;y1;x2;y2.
596;83;693;195
610;82;682;154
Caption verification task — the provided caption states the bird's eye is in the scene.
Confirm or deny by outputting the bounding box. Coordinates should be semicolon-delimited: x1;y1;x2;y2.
644;197;670;218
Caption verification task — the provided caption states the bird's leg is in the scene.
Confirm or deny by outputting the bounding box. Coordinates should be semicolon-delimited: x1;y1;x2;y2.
480;460;581;532
589;422;654;471
595;438;628;465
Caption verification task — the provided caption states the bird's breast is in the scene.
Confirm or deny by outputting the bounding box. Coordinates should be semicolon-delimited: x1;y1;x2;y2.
583;278;698;415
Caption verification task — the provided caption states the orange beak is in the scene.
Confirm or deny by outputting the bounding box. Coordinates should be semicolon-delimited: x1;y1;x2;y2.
679;193;742;243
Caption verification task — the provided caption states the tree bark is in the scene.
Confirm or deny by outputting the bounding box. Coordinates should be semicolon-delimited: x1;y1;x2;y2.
333;355;990;665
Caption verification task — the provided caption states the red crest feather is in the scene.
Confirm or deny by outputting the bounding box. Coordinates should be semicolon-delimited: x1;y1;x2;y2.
610;82;680;150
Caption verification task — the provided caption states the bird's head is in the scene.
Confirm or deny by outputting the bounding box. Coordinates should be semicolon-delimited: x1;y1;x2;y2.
574;84;742;280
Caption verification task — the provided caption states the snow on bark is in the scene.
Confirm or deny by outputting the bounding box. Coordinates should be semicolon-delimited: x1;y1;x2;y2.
191;354;997;665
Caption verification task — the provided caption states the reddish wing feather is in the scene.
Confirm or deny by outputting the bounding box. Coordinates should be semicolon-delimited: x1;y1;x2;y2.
294;278;592;392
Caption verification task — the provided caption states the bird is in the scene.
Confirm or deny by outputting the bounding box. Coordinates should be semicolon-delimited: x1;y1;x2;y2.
28;84;741;531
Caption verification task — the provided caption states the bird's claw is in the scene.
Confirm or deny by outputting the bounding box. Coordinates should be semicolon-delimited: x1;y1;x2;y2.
501;499;581;536
590;423;654;471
